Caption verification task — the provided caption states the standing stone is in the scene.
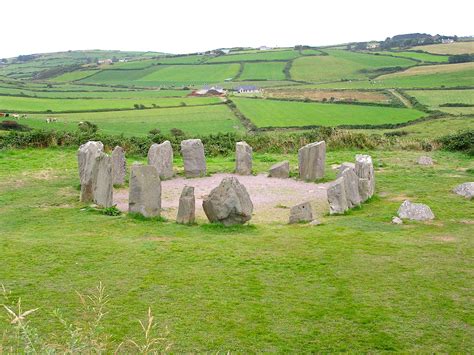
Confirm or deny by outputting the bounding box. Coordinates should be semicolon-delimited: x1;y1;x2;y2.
128;165;161;217
397;200;435;221
298;141;326;181
92;152;113;208
327;177;349;215
78;141;104;203
288;202;313;224
337;167;362;208
147;141;174;180
181;139;206;178
176;186;195;224
453;182;474;199
355;154;375;202
235;141;252;175
338;162;355;173
202;177;253;226
417;156;434;166
269;161;290;179
112;146;126;186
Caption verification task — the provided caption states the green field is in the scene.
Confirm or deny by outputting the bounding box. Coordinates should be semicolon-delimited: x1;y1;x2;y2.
0;148;473;352
411;41;474;55
239;62;287;81
372;51;449;63
24;104;242;136
0;96;219;112
233;98;426;128
208;50;301;63
79;67;158;85
51;70;101;82
405;89;474;115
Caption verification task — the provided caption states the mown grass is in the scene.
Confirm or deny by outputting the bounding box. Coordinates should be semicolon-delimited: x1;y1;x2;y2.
239;62;287;81
232;98;426;128
0;147;473;352
24;104;243;136
207;50;301;63
405;89;474;115
411;41;474;55
372;51;449;63
50;70;101;82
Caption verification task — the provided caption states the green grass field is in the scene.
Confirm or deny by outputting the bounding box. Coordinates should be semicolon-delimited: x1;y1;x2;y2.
372;51;449;63
208;50;301;63
239;62;287;81
24;103;242;136
405;89;474;115
0;147;472;352
50;70;101;82
0;96;219;113
232;98;426;128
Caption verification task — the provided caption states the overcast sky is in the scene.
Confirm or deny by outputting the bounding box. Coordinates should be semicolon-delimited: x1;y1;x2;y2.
2;0;473;58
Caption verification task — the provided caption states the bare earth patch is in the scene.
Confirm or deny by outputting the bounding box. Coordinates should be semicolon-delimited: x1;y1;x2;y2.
115;173;330;223
265;89;390;103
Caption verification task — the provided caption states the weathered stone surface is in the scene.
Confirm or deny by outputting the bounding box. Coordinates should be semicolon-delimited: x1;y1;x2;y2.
337;167;361;208
112;146;126;185
338;162;355;173
298;141;326;180
453;182;474;199
176;186;195;224
92;152;113;207
181;139;206;178
327;177;349;215
147;141;173;180
128;165;161;217
78;141;104;202
417;156;434;166
235;141;252;175
397;200;435;221
288;202;313;224
355;154;375;202
202;177;253;226
392;216;403;225
309;219;322;226
269;161;290;179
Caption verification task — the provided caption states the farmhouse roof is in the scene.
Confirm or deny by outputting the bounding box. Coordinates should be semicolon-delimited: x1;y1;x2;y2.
234;85;259;91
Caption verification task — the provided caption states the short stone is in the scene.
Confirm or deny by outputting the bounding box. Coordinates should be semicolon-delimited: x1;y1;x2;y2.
202;177;253;226
112;146;126;186
417;156;434;166
128;165;161;217
337;167;361;208
181;139;206;178
453;182;474;199
298;141;326;181
235;141;252;175
397;200;435;221
338;162;355;173
269;161;290;179
391;216;403;225
288;202;313;224
176;186;195;224
309;219;322;226
92;152;113;208
148;141;174;180
327;177;349;215
78;141;104;203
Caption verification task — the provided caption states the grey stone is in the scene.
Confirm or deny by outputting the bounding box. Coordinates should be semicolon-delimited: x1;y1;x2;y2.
338;162;355;173
453;182;474;199
92;152;113;207
309;219;322;226
397;200;435;221
148;141;174;180
78;141;104;202
128;165;161;217
176;186;195;224
392;216;403;225
417;156;434;166
355;154;375;202
235;141;252;175
202;177;253;226
181;139;206;178
298;141;326;180
327;177;349;215
112;146;126;186
288;202;313;224
269;161;290;179
337;167;361;208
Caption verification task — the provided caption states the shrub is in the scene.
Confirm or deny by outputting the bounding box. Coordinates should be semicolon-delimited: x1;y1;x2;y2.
170;128;185;137
438;130;474;156
78;121;98;134
0;120;30;131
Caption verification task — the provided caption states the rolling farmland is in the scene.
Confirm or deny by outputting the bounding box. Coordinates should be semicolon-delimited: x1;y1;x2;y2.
411;41;474;55
239;62;287;81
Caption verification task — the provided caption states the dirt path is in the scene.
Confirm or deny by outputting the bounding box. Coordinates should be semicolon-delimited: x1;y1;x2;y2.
388;89;413;108
114;173;330;224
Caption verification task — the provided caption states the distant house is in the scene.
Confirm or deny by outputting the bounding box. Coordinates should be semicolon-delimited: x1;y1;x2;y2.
234;85;260;94
366;42;380;49
97;59;113;65
259;46;273;51
442;38;454;44
191;86;226;96
221;49;231;54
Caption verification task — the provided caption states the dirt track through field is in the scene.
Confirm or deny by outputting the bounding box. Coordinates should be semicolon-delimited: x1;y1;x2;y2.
114;173;330;223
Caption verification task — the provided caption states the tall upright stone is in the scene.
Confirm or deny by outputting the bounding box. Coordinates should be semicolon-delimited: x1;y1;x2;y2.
337;167;361;208
176;186;195;224
181;139;206;178
298;141;326;181
355;154;375;202
128;165;161;217
235;141;252;175
327;177;349;215
78;141;104;203
112;146;126;186
92;152;113;207
147;141;174;180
